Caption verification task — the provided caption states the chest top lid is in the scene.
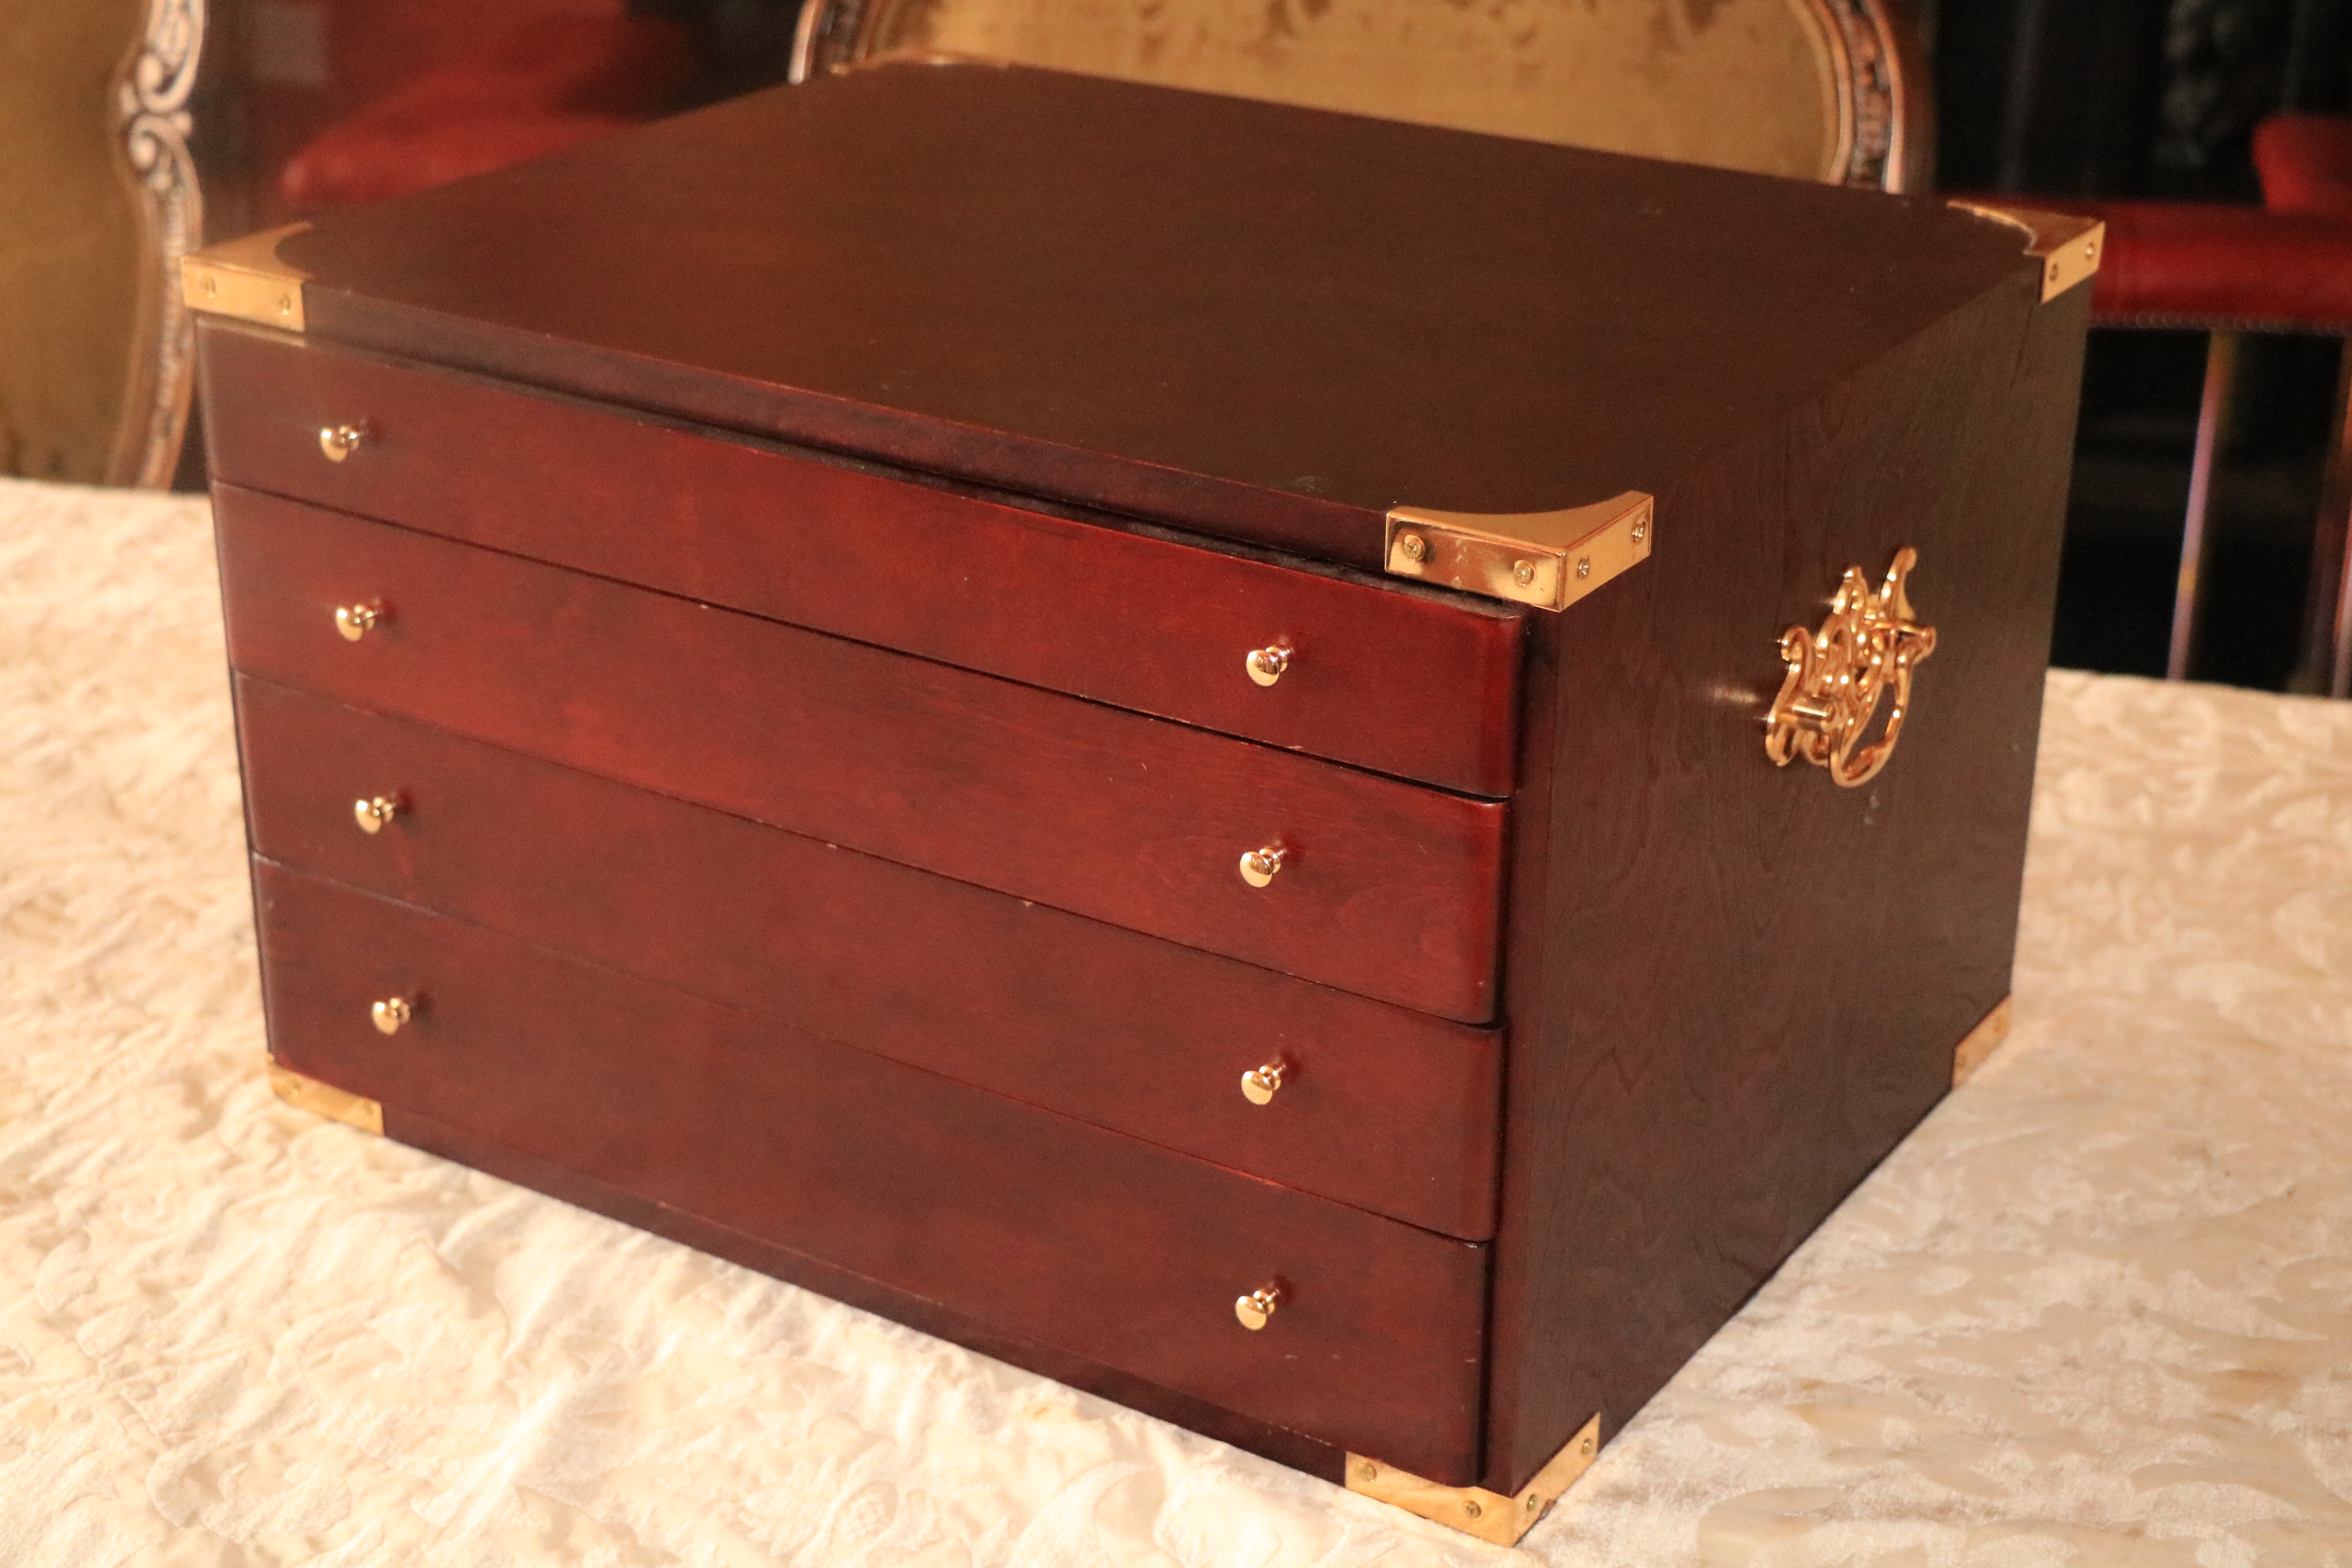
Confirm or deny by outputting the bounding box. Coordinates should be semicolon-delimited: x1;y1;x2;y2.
232;58;2046;571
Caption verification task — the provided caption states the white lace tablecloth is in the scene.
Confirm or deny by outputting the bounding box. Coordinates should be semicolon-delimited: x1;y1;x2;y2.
4;475;2349;1566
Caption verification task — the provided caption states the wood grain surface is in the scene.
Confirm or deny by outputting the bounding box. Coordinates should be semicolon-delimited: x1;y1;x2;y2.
198;323;1525;797
253;861;1492;1483
264;62;2038;568
212;484;1509;1020
235;677;1503;1238
1476;274;2090;1492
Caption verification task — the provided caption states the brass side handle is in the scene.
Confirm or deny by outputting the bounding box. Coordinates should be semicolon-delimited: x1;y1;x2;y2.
1239;1061;1285;1105
352;795;401;835
1764;547;1937;789
318;422;368;462
334;602;383;641
370;997;413;1035
1244;643;1291;687
1234;1284;1283;1331
1238;845;1286;888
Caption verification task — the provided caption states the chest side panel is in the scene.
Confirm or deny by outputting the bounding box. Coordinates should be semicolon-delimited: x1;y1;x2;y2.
1483;276;2090;1491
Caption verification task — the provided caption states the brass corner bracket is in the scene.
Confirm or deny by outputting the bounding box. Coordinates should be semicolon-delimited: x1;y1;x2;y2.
1947;201;2105;303
1384;492;1653;611
182;222;313;332
1951;996;2015;1087
1348;1414;1602;1546
266;1059;383;1135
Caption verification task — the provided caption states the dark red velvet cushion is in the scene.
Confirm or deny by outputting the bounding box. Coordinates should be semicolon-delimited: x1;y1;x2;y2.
2022;198;2352;331
280;15;693;209
2256;113;2352;218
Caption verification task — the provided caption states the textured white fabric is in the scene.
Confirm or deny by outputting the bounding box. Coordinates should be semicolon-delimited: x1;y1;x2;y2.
2;473;2348;1565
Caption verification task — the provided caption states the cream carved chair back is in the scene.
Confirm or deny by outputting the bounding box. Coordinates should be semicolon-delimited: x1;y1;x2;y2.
0;0;204;487
791;0;1929;194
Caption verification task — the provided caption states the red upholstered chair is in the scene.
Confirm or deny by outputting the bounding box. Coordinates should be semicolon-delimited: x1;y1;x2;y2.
2068;199;2352;693
277;14;694;210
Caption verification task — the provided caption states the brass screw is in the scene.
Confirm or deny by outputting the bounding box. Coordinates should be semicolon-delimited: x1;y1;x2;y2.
1462;1500;1482;1520
1357;1461;1379;1483
202;277;218;298
1525;1492;1541;1511
1632;517;1649;543
1577;556;1592;579
1511;559;1536;586
1581;1435;1595;1455
1397;533;1429;563
277;292;295;317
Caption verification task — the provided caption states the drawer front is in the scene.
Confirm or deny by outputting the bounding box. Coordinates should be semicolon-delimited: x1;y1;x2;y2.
215;486;1506;1021
254;862;1489;1483
199;322;1523;797
236;677;1502;1238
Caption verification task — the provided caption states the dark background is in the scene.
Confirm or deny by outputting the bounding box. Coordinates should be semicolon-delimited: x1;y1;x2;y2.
1924;0;2352;691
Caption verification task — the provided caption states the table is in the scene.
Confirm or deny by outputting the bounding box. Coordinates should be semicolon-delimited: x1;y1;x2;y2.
4;475;2347;1564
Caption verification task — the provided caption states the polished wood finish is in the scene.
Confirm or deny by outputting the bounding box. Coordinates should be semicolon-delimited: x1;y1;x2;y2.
198;323;1525;797
253;861;1491;1483
213;484;1509;1021
268;63;2039;569
236;677;1503;1238
1476;277;2090;1492
388;1100;1354;1483
194;59;2082;1513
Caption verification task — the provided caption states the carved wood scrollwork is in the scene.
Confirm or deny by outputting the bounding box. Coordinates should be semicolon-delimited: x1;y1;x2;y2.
111;0;206;488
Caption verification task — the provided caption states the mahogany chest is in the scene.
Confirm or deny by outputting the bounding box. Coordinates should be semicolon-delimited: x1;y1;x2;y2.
187;60;2094;1544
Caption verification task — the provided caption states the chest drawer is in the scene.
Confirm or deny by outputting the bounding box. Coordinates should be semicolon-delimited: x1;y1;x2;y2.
198;322;1524;797
254;862;1488;1483
215;485;1506;1020
235;677;1502;1238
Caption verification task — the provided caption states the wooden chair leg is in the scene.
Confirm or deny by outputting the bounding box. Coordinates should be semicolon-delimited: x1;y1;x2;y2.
2325;342;2352;699
2169;330;2238;682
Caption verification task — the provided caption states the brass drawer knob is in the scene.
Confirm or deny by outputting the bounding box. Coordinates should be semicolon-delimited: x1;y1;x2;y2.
370;997;413;1035
352;795;401;834
1239;1061;1284;1105
1237;845;1286;888
1234;1285;1282;1331
318;422;368;462
1244;643;1291;687
334;602;383;641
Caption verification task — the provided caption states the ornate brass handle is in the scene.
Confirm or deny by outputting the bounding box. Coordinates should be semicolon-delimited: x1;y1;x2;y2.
318;422;368;462
334;602;383;641
1764;547;1937;789
1240;1061;1285;1105
1234;1284;1283;1330
352;795;401;835
1237;845;1286;888
370;997;413;1035
1244;643;1291;687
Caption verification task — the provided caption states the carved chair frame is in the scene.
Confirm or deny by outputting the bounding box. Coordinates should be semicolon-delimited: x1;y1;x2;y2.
111;0;207;488
792;0;1929;194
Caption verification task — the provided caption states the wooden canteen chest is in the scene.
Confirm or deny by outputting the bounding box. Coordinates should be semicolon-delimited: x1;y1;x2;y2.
188;61;2095;1544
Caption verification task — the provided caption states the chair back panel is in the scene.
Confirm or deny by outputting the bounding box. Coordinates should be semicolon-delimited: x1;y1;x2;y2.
0;0;202;487
794;0;1923;192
